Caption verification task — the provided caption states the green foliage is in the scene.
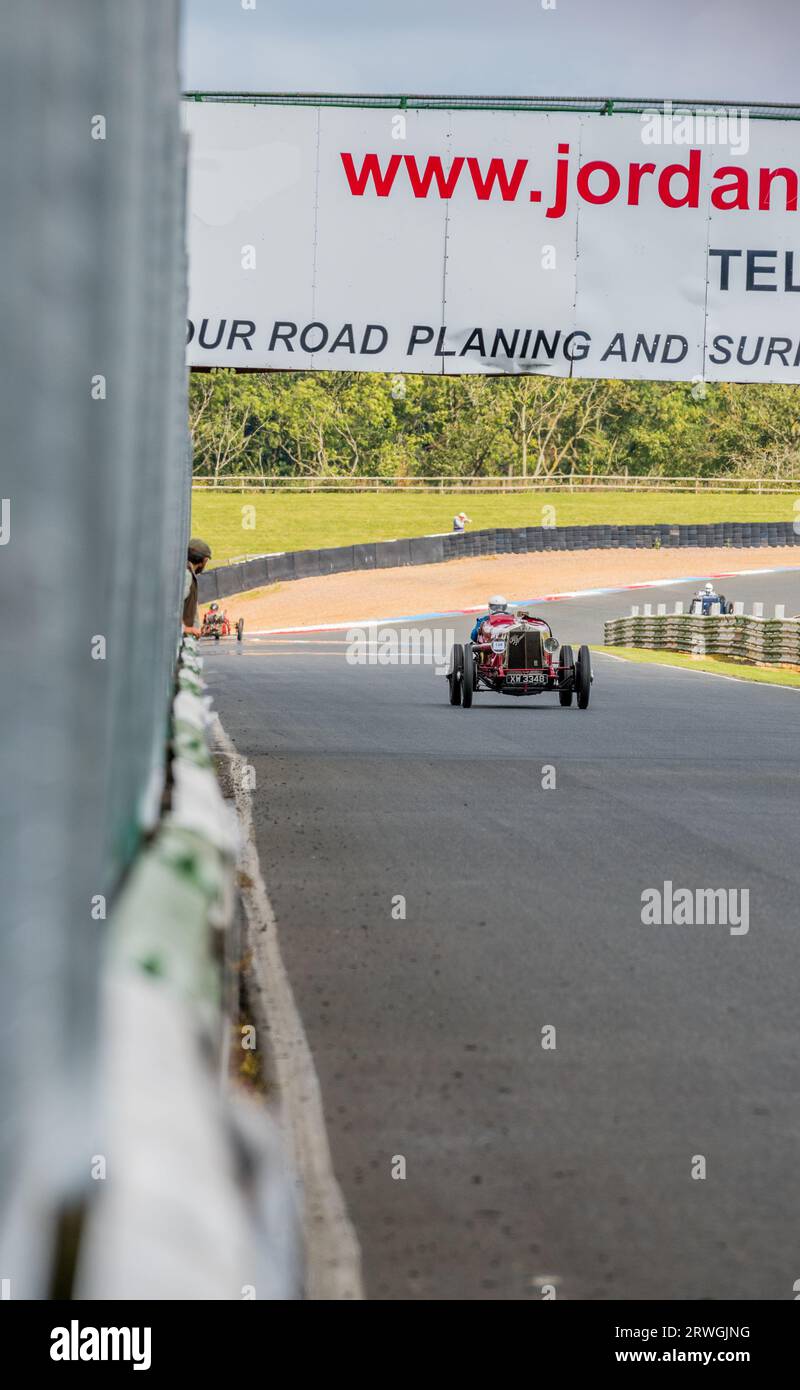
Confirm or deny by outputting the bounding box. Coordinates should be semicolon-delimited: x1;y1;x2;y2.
189;371;800;481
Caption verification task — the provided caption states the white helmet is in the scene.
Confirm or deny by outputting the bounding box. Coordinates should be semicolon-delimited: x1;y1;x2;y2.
704;583;714;594
488;595;508;613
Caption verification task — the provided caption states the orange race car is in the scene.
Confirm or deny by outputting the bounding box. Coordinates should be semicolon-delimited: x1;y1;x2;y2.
200;602;244;642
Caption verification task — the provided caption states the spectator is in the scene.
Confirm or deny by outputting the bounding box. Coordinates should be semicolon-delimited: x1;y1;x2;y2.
453;510;471;533
183;537;212;637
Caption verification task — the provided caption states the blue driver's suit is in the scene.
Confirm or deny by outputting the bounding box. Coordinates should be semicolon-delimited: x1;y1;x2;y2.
470;613;493;642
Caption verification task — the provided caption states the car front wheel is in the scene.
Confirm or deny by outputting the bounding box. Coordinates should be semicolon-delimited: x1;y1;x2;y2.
448;644;464;704
576;645;592;709
559;644;574;706
461;644;474;708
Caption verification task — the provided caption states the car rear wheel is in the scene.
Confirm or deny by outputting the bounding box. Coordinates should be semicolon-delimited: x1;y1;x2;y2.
559;644;574;706
461;644;474;708
448;644;464;705
576;644;592;709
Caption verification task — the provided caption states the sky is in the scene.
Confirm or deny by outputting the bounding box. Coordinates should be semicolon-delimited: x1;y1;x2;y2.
181;0;798;104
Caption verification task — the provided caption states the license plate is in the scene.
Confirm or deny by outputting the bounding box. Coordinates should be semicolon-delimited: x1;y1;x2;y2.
505;671;546;686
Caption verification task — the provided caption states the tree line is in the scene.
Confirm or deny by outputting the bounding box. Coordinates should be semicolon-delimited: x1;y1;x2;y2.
189;370;800;481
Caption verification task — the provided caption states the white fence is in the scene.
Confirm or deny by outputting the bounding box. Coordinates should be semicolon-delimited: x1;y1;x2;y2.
192;473;800;494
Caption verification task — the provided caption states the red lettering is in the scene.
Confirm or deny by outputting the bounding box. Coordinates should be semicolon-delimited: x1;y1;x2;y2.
658;149;701;208
758;167;798;212
576;160;621;205
711;166;750;210
466;157;528;201
404;155;465;198
627;162;656;204
339;152;403;196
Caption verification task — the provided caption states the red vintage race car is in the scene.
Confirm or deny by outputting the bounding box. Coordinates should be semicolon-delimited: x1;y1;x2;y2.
447;611;592;709
200;602;244;642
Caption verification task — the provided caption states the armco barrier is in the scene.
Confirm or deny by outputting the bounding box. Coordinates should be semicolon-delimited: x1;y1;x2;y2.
76;638;300;1298
199;520;800;603
603;611;800;665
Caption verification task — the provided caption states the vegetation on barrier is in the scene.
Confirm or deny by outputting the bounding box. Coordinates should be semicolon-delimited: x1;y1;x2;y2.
603;613;800;665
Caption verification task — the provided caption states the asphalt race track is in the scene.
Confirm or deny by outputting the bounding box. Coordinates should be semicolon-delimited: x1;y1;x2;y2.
204;568;800;1301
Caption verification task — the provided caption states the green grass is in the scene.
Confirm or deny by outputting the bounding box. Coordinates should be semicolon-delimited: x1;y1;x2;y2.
596;646;800;688
190;489;799;567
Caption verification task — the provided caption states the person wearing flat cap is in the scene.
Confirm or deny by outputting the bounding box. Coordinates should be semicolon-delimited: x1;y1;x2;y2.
183;537;212;637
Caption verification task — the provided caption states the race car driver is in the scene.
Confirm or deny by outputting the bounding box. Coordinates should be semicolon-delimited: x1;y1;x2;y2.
695;581;723;614
470;595;511;641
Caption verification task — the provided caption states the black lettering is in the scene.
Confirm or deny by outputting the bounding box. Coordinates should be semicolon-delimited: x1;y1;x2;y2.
708;248;741;290
407;325;434;354
662;334;688;363
530;329;560;359
746;250;777;291
435;326;455;357
227;320;255;350
601;332;627;362
198;318;226;349
460;328;487;356
765;336;792;366
299;322;329;352
563;331;590;362
329;324;356;353
269;321;297;351
736;335;764;365
708;334;733;364
491;329;520;358
361;324;388;353
632;334;661;363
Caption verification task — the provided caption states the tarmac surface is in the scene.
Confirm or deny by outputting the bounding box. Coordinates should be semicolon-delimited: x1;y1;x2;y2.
204;567;800;1300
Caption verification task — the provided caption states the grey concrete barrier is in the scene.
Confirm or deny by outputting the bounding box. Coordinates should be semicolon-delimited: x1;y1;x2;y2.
198;520;800;602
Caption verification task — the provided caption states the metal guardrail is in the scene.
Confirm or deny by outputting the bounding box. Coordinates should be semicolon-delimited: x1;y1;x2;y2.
183;93;800;122
192;474;800;494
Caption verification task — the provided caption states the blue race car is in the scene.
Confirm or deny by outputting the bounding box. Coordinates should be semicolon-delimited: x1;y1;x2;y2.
689;583;734;615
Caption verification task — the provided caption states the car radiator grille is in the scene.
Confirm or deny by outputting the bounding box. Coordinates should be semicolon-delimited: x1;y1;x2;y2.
505;629;543;669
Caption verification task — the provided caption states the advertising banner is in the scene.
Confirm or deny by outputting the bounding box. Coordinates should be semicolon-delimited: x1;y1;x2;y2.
184;100;800;381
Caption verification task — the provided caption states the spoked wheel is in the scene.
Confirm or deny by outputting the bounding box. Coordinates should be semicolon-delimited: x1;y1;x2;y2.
576;644;592;709
236;618;244;641
448;644;464;705
461;643;474;708
559;643;574;706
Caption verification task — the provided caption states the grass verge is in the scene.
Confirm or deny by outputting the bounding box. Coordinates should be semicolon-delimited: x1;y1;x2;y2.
191;490;799;567
595;646;800;688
